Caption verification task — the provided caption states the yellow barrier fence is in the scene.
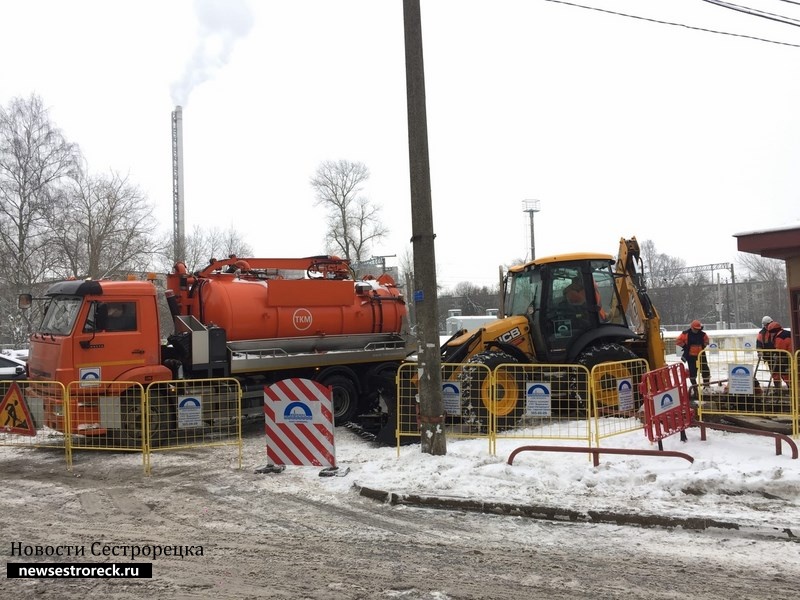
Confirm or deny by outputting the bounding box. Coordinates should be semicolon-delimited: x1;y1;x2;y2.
2;379;243;474
696;347;797;437
396;362;604;455
64;381;147;470
145;378;243;474
489;363;593;454
395;362;493;453
589;358;650;444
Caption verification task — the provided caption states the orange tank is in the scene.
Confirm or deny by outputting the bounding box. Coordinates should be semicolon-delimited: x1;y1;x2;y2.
168;257;407;342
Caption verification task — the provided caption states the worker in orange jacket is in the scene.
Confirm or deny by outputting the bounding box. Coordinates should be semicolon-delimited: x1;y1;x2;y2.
563;279;608;321
764;321;793;389
756;315;773;356
676;319;711;392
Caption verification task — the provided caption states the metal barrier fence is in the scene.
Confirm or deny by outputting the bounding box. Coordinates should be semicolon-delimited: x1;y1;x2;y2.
1;379;243;474
65;380;147;470
490;363;593;454
396;361;652;454
395;351;800;454
695;347;798;437
396;362;493;453
145;378;243;474
589;358;650;444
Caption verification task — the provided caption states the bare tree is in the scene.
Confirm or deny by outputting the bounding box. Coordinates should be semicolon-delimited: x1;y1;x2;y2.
0;94;81;343
310;160;387;267
398;247;414;284
48;169;160;280
0;94;80;280
163;224;255;273
736;253;788;323
737;253;786;283
638;239;688;287
452;281;499;315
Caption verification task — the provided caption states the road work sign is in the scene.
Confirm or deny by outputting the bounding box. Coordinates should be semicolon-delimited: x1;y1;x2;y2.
0;383;35;436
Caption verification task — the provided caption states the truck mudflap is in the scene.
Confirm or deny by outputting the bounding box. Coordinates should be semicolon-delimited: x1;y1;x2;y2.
344;365;419;447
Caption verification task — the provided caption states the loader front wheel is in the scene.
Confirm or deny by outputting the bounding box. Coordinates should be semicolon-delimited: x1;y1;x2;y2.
459;350;523;433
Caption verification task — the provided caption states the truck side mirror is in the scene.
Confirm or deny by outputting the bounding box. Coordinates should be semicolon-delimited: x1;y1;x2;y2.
18;294;32;310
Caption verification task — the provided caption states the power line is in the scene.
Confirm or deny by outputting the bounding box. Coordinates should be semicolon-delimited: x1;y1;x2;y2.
544;0;800;48
700;0;800;27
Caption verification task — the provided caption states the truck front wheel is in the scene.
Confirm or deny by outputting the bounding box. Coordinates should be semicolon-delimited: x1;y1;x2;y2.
121;391;174;447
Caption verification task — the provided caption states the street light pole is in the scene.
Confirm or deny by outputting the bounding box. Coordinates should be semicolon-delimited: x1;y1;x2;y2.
523;199;541;261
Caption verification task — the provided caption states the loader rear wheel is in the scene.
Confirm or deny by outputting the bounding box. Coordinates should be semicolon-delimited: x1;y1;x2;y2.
460;350;523;433
576;343;640;413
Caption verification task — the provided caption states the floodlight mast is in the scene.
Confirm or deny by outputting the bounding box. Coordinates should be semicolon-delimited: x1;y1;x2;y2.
523;199;541;261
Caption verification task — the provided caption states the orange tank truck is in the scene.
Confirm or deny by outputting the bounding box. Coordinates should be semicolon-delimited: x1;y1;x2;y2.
24;255;412;441
169;257;407;340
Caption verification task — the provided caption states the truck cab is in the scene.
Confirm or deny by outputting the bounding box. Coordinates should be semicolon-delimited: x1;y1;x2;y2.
26;279;170;434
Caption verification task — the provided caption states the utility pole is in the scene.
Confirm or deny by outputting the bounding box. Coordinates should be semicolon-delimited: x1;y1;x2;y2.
730;263;740;327
403;0;446;455
523;199;540;261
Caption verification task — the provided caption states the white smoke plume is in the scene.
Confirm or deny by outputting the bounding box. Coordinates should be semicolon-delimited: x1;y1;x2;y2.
171;0;254;107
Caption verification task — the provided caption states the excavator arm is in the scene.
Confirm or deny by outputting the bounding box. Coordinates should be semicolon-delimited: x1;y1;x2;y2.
614;237;666;369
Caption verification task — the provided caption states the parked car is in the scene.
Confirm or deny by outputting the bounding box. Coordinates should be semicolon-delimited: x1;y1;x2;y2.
0;354;27;380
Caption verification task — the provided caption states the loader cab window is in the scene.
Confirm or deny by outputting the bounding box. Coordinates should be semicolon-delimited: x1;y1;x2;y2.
88;302;137;332
506;269;542;317
549;267;585;316
590;261;615;324
546;266;591;356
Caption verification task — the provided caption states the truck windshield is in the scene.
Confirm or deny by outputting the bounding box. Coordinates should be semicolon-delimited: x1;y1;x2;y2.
39;296;82;335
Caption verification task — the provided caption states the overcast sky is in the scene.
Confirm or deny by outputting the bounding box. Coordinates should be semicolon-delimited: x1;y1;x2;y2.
2;0;800;289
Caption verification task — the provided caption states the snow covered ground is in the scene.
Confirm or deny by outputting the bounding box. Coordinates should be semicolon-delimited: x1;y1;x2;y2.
321;423;800;533
5;416;798;534
3;415;800;599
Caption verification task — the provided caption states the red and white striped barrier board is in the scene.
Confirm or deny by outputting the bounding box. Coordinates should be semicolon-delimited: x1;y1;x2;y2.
639;363;694;443
264;378;336;467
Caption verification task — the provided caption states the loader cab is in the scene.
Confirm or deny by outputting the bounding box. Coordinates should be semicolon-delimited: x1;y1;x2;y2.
505;254;624;362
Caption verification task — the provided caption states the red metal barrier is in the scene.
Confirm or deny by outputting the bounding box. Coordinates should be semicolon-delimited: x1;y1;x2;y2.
507;445;694;468
695;420;798;459
639;363;693;444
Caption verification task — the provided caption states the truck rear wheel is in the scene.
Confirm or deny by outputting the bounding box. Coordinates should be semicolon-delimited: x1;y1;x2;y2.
316;373;359;425
459;350;522;433
373;365;420;447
